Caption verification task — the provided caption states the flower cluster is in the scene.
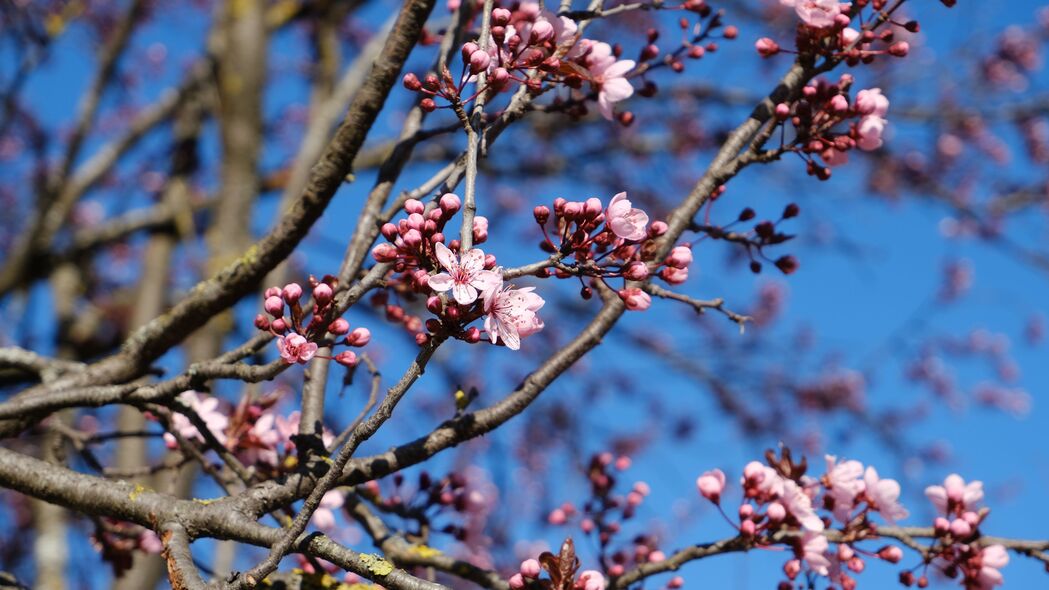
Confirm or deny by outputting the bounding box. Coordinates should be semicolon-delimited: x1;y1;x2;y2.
533;192;699;310
373;194;545;350
757;0;913;62
695;450;1012;590
403;2;656;122
255;278;370;367
770;76;892;178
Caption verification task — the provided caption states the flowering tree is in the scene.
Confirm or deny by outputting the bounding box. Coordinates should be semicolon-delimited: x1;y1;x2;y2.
0;0;1048;589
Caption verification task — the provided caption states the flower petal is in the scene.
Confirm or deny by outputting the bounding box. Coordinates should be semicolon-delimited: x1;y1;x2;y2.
434;242;456;272
428;273;453;292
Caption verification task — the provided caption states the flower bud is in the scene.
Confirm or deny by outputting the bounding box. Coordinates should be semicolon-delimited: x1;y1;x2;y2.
402;73;422;91
520;559;541;579
755;38;779;57
469;50;491;74
271;318;288;332
491;8;511;25
264;286;281;298
328;318;350;335
403;229;423;249
405;198;425;214
254;314;270;331
265;296;284;317
313;283;333;306
531;20;554;44
888;41;909;57
440;192;461;214
618;287;652;311
647;221;668;237
347;327;372;347
666;246;693;269
460;42;479;61
623;261;650;281
335;351;359;367
533;205;550;224
372;243;398;262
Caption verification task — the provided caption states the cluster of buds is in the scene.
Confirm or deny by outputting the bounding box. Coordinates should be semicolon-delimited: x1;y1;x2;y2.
693;201;799;275
371;193;484;279
771;75;891;178
254;277;370;367
756;0;913;62
533;192;699;310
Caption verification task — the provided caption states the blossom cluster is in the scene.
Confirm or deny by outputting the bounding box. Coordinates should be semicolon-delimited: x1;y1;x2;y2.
255;278;370;367
695;450;1010;590
372;194;545;350
757;0;913;63
532;192;697;311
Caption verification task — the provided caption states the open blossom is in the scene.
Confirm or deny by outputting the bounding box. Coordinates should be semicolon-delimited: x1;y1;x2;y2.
856;115;887;151
606;192;649;241
801;532;831;575
697;469;726;503
583;41;635;121
782;479;824;532
239;411;281;466
484;284;545;350
277;332;318;364
925;474;984;514
974;544;1009;589
855;88;889;117
824;455;865;523
782;0;842;28
428;242;502;305
863;466;908;523
163;391;229;449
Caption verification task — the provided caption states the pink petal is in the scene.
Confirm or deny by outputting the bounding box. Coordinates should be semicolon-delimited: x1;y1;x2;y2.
460;248;485;273
603;59;636;80
434;242;457;272
452;282;478;305
427;273;453;292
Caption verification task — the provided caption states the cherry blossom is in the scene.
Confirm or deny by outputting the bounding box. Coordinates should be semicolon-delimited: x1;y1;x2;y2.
926;473;984;515
576;570;605;590
605;192;649;241
276;332;319;364
162;391;229;449
697;469;726;503
856;88;889;117
428;242;502;306
863;466;908;523
583;41;636;121
824;455;865;523
801;532;831;575
857;115;887;151
618;287;652;311
974;544;1009;589
782;479;824;532
782;0;843;29
311;490;346;530
484;284;545;350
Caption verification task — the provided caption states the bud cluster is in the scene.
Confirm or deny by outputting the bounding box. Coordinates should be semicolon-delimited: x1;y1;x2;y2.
254;277;370;367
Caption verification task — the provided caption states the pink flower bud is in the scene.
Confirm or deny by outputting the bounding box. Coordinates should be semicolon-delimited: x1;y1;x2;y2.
949;518;972;538
491;8;511;25
439;193;461;214
934;517;950;535
548;508;567;525
403;73;422;91
877;545;903;564
618;287;652;311
615;455;631;470
740;519;756;536
460;42;479;61
271;318;288;332
403;229;423;249
313;283;333;306
282;283;303;303
563;201;583;219
647;221;668;237
372;243;398;262
665;246;693;269
838;544;855;561
696;469;726;503
347;327;371;347
533;205;550;224
830;94;849;112
668;576;684;589
739;503;754;519
489;67;510;90
584;197;603;217
381;223;399;241
254;314;270;330
888;41;909;57
265;296;284;317
265;286;281;298
623;261;650;281
783;559;801;580
755;37;780;57
407;212;425;230
334;351;358;367
470;50;491;74
472;216;489;243
405;198;425;214
660;266;689;285
328;318;350;335
648;551;666;563
508;574;525;590
520;559;541;579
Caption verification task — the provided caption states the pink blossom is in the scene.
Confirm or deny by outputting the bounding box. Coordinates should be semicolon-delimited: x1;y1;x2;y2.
277;332;319;364
697;469;726;503
863;467;908;523
855;88;889;117
311;490;345;530
975;545;1009;588
606;192;649;241
925;473;983;514
618;287;651;311
241;411;281;466
162;391;229;449
782;479;824;532
484;284;545;350
583;41;635;121
509;574;525;590
139;530;164;554
824;455;865;523
428;242;502;305
666;246;693;269
785;0;842;28
576;570;605;590
856;115;887;151
520;559;541;579
801;532;831;575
